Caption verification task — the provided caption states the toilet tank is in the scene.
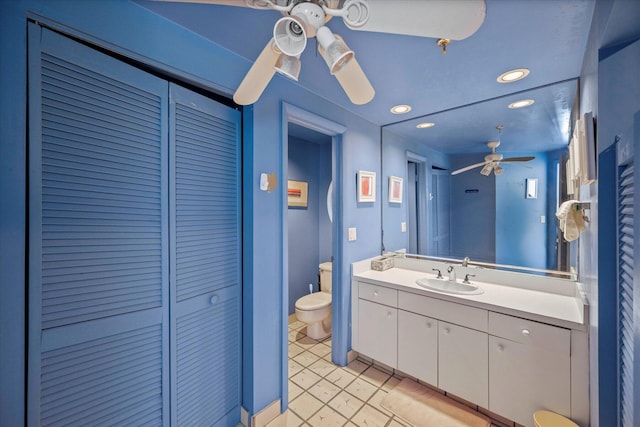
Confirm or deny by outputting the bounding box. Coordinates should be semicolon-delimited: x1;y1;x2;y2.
319;262;332;293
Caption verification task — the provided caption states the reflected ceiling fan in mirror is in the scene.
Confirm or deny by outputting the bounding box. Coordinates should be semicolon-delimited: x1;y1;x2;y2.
153;0;486;105
451;125;535;176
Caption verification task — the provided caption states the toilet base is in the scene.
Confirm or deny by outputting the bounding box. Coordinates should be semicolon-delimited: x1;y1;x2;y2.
305;316;331;340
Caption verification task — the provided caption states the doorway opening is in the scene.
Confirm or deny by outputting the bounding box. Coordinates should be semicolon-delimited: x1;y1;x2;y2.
281;104;345;410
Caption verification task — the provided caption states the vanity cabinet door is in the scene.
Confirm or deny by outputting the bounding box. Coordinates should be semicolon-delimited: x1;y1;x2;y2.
489;336;571;427
438;322;488;407
398;310;438;385
358;299;397;368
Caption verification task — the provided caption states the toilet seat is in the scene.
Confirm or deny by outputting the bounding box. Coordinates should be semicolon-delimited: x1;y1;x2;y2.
295;292;331;311
533;411;578;427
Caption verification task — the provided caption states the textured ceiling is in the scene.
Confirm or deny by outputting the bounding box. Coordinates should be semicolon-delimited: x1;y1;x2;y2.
136;0;595;153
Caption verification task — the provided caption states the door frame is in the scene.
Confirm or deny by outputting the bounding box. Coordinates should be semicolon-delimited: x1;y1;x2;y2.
281;103;345;410
406;151;428;255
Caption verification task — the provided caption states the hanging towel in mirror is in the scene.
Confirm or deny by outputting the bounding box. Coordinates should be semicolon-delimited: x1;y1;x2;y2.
556;200;585;242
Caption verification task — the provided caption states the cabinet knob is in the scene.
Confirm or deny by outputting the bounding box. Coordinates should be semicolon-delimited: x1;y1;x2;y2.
497;344;504;352
444;327;450;334
210;295;219;305
426;322;432;328
387;311;392;318
521;329;531;337
374;291;378;297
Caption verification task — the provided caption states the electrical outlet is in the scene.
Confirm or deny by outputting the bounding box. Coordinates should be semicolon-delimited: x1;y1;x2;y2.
541;215;546;223
348;227;357;241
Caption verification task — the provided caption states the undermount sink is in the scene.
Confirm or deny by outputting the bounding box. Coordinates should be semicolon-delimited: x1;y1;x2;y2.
415;277;484;295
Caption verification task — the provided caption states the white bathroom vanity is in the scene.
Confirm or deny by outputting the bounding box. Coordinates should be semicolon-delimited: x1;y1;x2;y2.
351;256;589;427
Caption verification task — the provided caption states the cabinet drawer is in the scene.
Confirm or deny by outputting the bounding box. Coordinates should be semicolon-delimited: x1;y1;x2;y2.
398;292;487;332
489;312;570;354
359;282;397;307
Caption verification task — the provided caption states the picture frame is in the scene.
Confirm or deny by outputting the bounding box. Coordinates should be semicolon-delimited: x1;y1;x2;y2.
388;176;403;203
357;170;376;202
287;180;308;207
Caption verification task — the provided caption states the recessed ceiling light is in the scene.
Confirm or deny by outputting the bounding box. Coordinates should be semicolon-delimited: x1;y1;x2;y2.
497;68;530;83
391;105;412;114
508;99;535;109
416;122;435;129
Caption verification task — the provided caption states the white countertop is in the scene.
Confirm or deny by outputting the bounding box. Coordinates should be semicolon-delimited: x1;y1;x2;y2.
353;267;587;331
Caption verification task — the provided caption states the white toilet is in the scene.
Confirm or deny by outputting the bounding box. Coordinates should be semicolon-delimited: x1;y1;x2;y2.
295;262;332;340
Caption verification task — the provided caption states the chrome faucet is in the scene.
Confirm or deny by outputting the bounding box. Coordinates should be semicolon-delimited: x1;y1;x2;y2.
447;265;456;282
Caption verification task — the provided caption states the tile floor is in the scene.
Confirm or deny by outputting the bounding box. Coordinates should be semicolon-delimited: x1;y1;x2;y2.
267;319;515;427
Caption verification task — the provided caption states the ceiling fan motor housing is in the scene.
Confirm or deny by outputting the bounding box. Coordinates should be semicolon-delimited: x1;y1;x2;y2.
289;2;325;37
485;153;503;162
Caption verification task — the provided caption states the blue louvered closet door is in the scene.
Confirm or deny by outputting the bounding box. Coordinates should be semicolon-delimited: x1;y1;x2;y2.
169;85;241;426
28;24;241;427
618;158;635;426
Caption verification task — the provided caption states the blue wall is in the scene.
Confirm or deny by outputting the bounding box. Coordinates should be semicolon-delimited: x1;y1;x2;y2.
288;137;332;315
0;0;382;422
577;1;640;424
496;152;548;269
450;153;497;263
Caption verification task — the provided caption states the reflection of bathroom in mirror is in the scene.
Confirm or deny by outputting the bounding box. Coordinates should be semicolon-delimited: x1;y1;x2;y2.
382;80;577;273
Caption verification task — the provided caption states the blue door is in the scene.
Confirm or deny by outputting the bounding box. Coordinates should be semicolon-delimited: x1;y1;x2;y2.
28;24;241;426
169;85;241;426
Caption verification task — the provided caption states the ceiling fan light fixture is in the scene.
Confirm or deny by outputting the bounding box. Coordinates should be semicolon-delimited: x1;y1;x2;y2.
391;104;411;114
508;99;535;109
416;122;435;129
497;68;530;83
494;165;504;175
317;26;354;74
273;16;308;56
480;163;493;176
274;54;301;81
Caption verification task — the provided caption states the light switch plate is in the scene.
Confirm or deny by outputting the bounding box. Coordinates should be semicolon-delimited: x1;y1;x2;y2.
348;227;357;241
401;222;406;232
541;215;546;223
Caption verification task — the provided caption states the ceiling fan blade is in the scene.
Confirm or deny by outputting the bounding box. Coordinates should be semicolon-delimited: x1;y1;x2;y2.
501;156;535;163
151;0;250;6
334;57;375;105
451;161;487;175
344;0;486;40
233;38;279;105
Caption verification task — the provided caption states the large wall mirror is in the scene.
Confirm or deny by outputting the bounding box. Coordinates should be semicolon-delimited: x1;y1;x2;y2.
381;79;578;274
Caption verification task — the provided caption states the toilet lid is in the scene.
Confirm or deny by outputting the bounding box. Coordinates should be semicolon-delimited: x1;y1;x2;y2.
296;292;331;311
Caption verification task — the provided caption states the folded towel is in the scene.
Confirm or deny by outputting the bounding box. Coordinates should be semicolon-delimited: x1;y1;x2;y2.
556;200;585;241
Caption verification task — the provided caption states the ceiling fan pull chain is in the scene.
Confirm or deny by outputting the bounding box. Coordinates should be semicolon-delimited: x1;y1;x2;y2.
323;0;369;27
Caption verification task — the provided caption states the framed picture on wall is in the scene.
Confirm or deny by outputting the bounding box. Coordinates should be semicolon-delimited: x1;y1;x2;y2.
288;180;308;207
357;170;376;202
388;176;403;203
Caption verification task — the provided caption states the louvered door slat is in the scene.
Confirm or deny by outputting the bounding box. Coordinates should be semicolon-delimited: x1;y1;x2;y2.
29;25;169;426
618;162;635;427
170;84;241;427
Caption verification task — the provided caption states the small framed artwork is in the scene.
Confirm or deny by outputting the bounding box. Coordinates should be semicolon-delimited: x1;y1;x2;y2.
288;180;308;207
388;176;403;204
357;170;376;202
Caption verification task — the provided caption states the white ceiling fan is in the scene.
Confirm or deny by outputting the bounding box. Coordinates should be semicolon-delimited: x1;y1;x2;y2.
154;0;487;105
451;126;535;176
